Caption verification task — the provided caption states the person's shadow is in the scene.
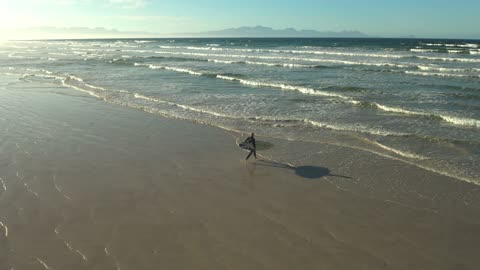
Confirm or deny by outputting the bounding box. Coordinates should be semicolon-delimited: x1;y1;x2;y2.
254;160;352;180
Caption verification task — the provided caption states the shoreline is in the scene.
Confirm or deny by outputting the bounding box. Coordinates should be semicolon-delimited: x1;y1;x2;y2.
6;64;479;185
1;74;480;269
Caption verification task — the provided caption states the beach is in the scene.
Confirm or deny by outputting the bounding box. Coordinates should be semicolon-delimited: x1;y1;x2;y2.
1;71;480;269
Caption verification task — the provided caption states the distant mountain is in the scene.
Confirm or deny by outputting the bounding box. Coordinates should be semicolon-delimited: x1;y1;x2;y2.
173;26;369;38
3;25;369;40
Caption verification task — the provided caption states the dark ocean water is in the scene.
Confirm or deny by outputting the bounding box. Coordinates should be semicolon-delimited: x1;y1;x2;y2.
1;38;479;184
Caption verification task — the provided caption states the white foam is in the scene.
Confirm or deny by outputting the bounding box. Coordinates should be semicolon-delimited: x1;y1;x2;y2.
447;50;464;54
174;104;230;118
21;73;63;81
458;43;478;48
405;70;477;78
153;51;410;68
49;52;68;56
352;101;480;128
416;55;480;63
216;75;348;99
373;142;429;160
208;59;319;68
208;59;240;64
134;93;232;118
423;43;444;46
62;79;102;99
410;48;436;53
134;93;164;103
416;65;478;73
304;119;408;136
8;45;29;49
157;45;406;59
135;40;155;43
68;75;84;82
0;72;19;76
370;102;429;116
441;115;480;128
8;53;35;59
289;50;405;59
134;63;203;76
244;61;318;68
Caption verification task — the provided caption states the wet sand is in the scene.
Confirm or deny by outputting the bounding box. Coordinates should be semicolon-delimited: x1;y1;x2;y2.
1;75;480;270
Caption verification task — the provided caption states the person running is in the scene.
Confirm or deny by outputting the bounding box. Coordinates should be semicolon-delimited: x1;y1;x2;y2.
245;133;257;160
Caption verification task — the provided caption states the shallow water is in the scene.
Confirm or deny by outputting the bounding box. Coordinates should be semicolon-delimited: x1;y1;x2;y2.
1;38;479;184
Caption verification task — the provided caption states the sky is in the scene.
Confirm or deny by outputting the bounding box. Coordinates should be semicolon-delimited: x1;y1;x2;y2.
0;0;479;39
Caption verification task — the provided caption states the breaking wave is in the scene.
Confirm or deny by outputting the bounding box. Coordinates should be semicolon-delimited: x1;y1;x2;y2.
216;75;347;98
373;142;429;160
351;101;480;128
130;62;480;129
405;70;479;79
152;50;411;68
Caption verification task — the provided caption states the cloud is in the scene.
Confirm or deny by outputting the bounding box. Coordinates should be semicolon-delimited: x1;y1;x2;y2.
109;0;146;9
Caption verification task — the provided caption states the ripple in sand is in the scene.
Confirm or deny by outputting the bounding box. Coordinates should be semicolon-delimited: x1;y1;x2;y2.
0;221;8;238
55;216;88;263
14;143;30;156
34;258;51;270
15;171;24;180
0;176;6;191
23;182;39;198
52;175;72;201
61;239;88;262
104;245;121;270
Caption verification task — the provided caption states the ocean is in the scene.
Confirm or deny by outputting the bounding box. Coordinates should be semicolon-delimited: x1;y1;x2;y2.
1;38;479;184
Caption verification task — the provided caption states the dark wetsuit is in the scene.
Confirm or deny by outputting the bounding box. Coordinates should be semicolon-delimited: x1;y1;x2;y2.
245;136;257;160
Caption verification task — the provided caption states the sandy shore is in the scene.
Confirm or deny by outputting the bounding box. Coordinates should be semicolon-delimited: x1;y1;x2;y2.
0;74;479;270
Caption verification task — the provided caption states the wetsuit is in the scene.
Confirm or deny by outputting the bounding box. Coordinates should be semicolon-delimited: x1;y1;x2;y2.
245;136;257;160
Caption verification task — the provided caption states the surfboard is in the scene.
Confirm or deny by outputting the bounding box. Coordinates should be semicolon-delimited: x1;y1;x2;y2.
238;140;273;151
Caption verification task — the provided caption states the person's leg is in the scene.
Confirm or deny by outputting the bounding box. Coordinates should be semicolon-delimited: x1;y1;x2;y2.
253;150;257;159
246;151;253;160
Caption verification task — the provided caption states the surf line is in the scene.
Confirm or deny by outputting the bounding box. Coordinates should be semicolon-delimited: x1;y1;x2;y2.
152;50;409;68
39;67;477;185
133;62;347;99
131;63;480;128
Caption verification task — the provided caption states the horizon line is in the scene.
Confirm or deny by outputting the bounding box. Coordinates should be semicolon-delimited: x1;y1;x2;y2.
4;36;480;41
